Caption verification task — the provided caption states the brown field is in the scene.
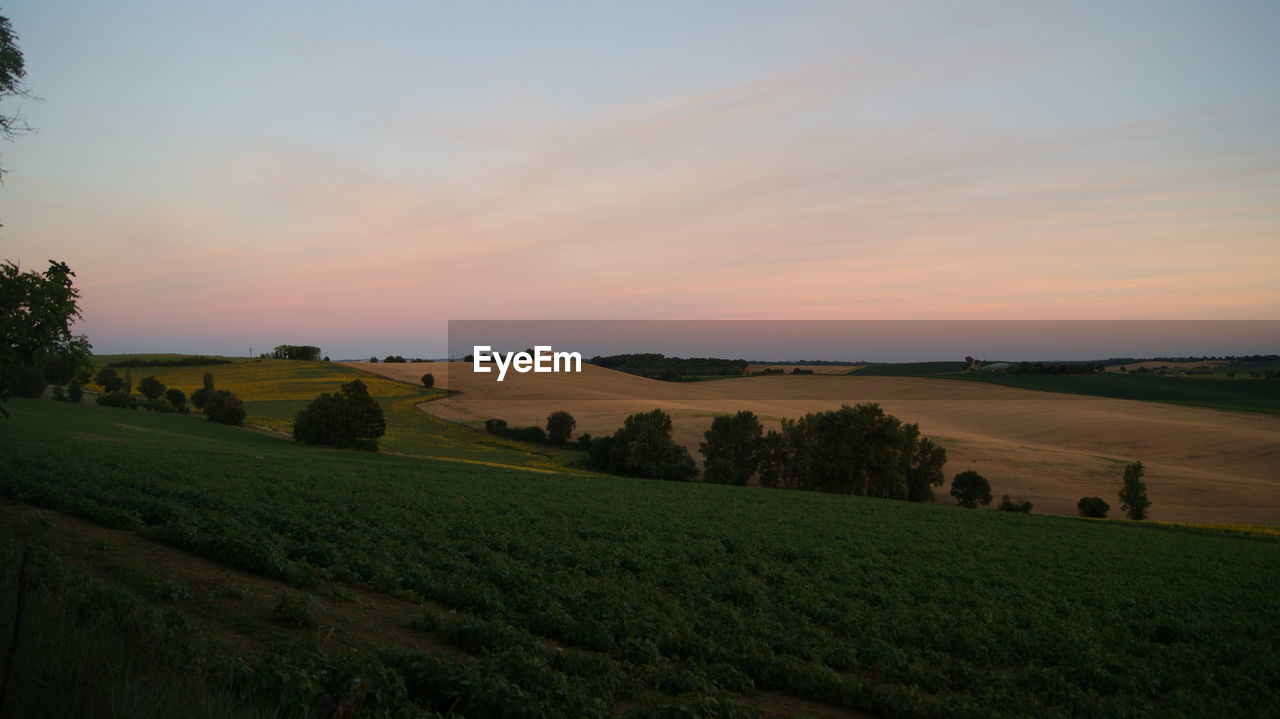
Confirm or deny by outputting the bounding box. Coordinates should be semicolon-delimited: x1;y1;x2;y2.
745;364;864;375
352;362;1280;524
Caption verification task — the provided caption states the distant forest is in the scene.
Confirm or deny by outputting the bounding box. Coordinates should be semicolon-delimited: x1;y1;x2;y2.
588;354;748;381
107;356;233;368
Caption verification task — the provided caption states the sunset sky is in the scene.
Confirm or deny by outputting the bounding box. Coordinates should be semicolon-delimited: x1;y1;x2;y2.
1;1;1278;358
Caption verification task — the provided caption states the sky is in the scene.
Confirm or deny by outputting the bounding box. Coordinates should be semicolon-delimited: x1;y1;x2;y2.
1;1;1278;359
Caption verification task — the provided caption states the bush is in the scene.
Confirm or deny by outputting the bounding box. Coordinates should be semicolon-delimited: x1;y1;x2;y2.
514;425;546;442
1077;496;1110;518
546;411;576;444
421;373;435;389
140;397;175;413
484;418;508;435
292;379;386;451
67;381;84;403
94;367;124;393
138;375;166;400
203;389;246;426
163;388;187;413
51;384;66;401
997;495;1033;513
950;470;992;508
95;391;138;409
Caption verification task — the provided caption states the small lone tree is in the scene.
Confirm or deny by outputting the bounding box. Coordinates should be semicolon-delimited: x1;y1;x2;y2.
545;410;576;444
138;375;166;400
292;378;387;451
203;389;245;426
421;373;435;388
95;366;124;393
1118;460;1150;520
950;470;992;508
1077;496;1110;518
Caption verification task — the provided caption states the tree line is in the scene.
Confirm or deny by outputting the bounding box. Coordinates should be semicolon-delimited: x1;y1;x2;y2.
588;353;749;381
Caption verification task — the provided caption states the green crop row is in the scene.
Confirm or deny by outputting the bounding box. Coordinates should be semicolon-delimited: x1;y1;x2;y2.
2;397;1278;717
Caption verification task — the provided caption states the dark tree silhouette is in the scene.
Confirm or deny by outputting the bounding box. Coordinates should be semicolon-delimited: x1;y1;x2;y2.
950;470;992;508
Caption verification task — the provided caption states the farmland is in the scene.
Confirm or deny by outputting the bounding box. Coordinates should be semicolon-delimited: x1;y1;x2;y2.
404;362;1280;523
108;358;579;473
2;396;1279;718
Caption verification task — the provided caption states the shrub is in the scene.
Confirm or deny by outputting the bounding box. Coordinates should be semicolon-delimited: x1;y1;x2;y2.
514;425;546;443
546;411;576;444
950;470;992;508
997;495;1033;513
94;367;124;393
1077;496;1110;518
203;389;246;426
163;388;187;413
292;379;386;451
140;397;175;413
95;391;138;409
484;418;508;435
51;384;66;401
138;375;166;400
421;373;435;388
66;381;84;403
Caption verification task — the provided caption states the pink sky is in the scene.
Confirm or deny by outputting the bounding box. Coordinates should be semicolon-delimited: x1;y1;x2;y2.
1;2;1277;358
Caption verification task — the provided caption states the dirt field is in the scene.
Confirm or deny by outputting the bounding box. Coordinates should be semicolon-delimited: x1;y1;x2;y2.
352;362;1280;524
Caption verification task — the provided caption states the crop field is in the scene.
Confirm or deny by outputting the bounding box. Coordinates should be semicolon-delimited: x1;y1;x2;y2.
402;363;1280;523
115;358;580;473
2;396;1279;718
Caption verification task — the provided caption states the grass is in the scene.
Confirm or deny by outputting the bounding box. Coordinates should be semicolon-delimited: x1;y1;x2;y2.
112;358;583;472
2;396;1278;717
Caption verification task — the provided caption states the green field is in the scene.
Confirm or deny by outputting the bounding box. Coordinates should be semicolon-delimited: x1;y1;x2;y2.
852;362;1280;414
97;358;581;472
2;397;1278;717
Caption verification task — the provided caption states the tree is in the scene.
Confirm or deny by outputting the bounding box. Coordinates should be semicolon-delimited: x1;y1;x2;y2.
138;375;166;400
164;387;187;412
700;410;763;485
271;345;321;361
203;389;245;426
1;261;92;415
773;403;946;499
421;373;434;388
1118;460;1150;520
292;378;386;451
191;372;214;409
1;12;33;179
1077;496;1109;518
94;367;124;393
369;356;379;363
545;410;576;444
586;408;697;481
950;470;992;508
